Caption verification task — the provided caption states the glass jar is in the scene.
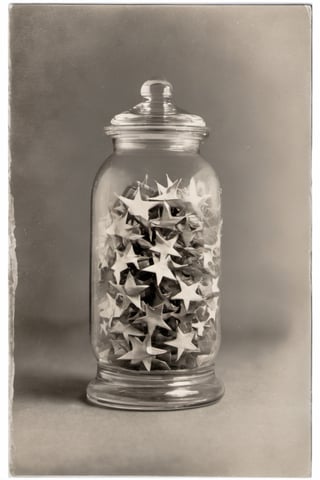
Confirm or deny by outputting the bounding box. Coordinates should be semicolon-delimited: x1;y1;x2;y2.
86;79;224;410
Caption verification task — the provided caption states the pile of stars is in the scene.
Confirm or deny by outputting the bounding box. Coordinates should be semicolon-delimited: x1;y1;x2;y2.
97;174;222;371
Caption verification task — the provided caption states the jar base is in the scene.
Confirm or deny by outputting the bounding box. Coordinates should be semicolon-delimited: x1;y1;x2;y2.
86;364;224;411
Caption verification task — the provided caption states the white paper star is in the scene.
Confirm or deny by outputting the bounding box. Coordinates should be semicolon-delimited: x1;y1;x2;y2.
143;255;176;285
150;232;181;259
135;304;171;336
151;202;185;229
165;327;198;360
111;244;143;282
99;292;129;324
182;177;211;214
192;318;210;336
152;175;182;201
171;278;203;310
118;187;159;221
105;212;143;241
110;272;148;309
110;320;145;343
119;336;167;371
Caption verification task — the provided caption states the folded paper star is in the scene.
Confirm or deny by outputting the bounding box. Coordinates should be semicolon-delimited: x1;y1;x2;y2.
135;303;171;336
99;292;129;324
143;255;176;285
165;327;198;360
111;244;143;282
192;318;210;336
118;187;159;221
105;212;143;241
152;175;182;201
151;202;185;229
172;278;203;311
182;177;211;214
150;232;181;259
110;320;145;343
119;335;167;371
110;272;148;309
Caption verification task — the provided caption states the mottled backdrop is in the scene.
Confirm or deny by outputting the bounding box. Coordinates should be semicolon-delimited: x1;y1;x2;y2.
10;4;311;476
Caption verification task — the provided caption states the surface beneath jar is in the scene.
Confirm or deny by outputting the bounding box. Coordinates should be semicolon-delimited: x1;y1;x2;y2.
11;321;311;476
95;174;222;371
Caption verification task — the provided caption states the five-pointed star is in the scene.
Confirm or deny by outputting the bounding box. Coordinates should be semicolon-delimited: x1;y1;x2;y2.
105;212;143;241
151;202;185;229
99;292;129;324
118;187;159;221
110;272;148;309
192;318;210;336
111;244;142;282
143;255;176;285
171;278;203;310
135;304;171;336
165;327;198;360
177;222;197;246
152;175;182;201
182;177;211;213
119;336;167;371
110;320;144;343
150;232;181;259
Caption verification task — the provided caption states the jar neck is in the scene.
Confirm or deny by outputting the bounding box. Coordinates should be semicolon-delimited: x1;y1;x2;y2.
112;135;201;153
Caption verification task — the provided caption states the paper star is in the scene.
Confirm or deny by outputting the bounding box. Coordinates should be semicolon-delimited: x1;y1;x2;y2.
151;202;185;229
118;187;159;221
143;255;176;285
150;232;181;259
119;336;167;371
110;320;144;343
182;177;211;214
99;292;129;324
165;327;198;360
111;244;143;282
177;223;197;246
110;272;148;309
192;318;210;336
171;278;203;310
105;212;143;241
152;175;182;201
135;304;171;336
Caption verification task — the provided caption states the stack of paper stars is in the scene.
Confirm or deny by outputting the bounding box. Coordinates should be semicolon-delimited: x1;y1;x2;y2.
97;175;222;371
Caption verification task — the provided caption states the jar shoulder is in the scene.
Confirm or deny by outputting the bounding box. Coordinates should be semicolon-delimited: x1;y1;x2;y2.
93;151;221;193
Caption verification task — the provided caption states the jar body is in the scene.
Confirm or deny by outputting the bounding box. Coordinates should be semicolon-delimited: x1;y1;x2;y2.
87;140;224;409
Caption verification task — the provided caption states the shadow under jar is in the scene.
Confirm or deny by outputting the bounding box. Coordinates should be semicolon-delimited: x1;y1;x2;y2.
87;79;224;410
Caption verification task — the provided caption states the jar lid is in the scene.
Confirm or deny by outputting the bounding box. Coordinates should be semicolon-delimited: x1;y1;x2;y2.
105;79;209;138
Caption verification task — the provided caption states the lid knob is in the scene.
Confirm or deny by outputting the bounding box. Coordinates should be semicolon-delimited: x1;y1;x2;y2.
140;79;173;101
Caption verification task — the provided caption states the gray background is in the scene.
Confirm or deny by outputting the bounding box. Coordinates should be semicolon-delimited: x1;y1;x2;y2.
10;4;311;476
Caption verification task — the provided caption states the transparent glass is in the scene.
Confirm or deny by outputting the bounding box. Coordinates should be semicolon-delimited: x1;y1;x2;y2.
87;134;224;410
